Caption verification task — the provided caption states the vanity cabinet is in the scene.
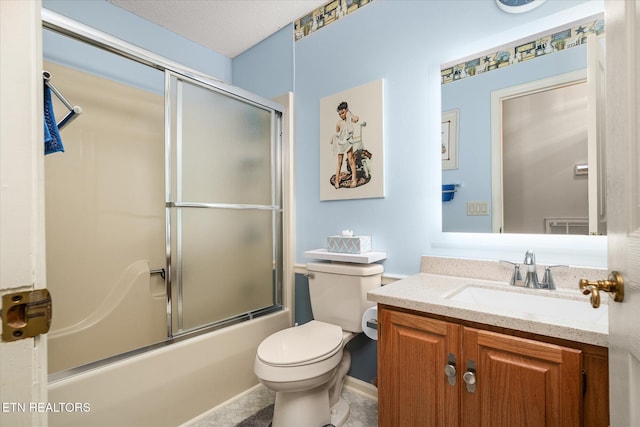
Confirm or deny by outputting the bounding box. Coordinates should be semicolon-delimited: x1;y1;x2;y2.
378;305;609;427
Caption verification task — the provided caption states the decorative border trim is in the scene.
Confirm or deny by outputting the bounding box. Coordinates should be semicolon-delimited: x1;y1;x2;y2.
294;0;372;41
441;17;604;85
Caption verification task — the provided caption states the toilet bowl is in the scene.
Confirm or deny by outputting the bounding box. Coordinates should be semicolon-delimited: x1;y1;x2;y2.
255;321;349;427
254;262;383;427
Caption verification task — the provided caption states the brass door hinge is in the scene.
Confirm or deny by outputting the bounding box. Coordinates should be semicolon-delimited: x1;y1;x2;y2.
1;289;52;342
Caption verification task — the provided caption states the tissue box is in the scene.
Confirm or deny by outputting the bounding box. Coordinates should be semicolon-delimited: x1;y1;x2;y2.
327;235;371;254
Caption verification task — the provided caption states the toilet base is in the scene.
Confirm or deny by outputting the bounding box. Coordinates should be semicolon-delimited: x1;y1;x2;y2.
272;382;331;427
269;385;351;427
330;398;350;427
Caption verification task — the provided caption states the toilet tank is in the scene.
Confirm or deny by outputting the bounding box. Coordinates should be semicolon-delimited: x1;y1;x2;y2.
306;262;383;333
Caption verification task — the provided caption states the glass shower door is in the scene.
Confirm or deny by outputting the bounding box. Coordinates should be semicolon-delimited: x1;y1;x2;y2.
167;72;283;335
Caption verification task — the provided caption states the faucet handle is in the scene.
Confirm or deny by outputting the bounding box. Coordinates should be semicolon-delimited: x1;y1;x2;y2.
499;260;519;268
511;264;523;287
540;265;567;290
499;260;522;286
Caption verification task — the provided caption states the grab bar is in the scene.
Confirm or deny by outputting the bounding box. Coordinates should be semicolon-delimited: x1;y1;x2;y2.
150;268;166;280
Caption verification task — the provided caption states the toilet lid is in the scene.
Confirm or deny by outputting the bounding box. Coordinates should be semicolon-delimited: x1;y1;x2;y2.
257;321;343;366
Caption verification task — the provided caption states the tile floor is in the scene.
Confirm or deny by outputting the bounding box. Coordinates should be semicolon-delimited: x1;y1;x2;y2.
185;384;378;427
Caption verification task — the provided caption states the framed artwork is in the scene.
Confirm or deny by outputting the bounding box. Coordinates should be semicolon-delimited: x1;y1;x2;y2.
319;79;385;201
442;109;459;170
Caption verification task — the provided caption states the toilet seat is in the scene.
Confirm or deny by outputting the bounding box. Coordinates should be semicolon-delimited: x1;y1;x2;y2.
257;321;343;367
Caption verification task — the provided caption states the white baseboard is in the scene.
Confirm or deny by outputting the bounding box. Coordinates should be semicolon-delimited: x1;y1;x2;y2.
344;375;378;401
178;383;264;426
182;376;378;426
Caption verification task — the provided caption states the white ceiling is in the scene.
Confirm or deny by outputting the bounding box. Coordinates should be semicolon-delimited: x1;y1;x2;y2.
107;0;326;58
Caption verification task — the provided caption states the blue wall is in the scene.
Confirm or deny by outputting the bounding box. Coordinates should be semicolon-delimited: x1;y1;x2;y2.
232;24;295;98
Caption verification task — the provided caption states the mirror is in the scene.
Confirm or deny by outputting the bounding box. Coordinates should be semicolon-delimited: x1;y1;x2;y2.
441;15;605;236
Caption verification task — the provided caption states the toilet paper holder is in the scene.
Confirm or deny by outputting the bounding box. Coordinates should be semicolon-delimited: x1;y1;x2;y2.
361;306;379;340
366;318;378;330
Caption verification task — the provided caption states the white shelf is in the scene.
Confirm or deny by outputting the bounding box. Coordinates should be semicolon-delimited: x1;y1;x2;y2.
304;248;386;264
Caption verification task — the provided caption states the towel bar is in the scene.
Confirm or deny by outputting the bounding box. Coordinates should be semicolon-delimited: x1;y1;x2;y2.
43;70;83;130
150;268;166;280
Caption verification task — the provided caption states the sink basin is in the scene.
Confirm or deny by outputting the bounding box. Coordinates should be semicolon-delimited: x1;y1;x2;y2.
446;285;608;327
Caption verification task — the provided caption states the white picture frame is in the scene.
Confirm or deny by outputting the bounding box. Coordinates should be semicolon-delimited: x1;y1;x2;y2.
442;109;459;170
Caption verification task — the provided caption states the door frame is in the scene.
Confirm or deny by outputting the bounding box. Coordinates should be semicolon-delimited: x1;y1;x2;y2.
0;1;48;425
605;0;640;425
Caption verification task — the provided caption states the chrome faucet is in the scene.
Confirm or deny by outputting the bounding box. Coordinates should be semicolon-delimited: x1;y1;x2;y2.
503;251;565;290
522;250;540;289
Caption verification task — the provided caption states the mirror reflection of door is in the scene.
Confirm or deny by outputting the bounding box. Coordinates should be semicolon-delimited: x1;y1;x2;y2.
499;76;589;234
491;63;606;235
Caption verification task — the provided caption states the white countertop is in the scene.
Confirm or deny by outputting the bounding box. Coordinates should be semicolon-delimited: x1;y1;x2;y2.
367;273;608;347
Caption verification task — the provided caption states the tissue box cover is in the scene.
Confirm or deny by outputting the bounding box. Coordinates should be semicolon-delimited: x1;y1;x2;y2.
327;235;371;254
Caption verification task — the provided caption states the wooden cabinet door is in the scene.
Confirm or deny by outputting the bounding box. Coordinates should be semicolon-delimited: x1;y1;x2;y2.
461;328;582;427
378;308;460;427
582;351;609;427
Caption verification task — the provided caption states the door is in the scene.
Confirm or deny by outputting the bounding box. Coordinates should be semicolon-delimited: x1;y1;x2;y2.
605;1;640;426
0;1;48;426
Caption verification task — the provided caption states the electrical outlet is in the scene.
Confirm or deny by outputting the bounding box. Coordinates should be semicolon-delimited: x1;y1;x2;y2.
467;201;489;216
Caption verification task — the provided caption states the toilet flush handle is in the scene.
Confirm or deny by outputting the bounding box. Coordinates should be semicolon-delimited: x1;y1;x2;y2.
304;272;315;279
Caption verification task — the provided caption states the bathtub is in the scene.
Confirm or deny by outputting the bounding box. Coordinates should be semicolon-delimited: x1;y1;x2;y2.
48;310;290;427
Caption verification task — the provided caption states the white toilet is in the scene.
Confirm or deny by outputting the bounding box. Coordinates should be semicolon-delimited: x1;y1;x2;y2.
254;261;383;427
